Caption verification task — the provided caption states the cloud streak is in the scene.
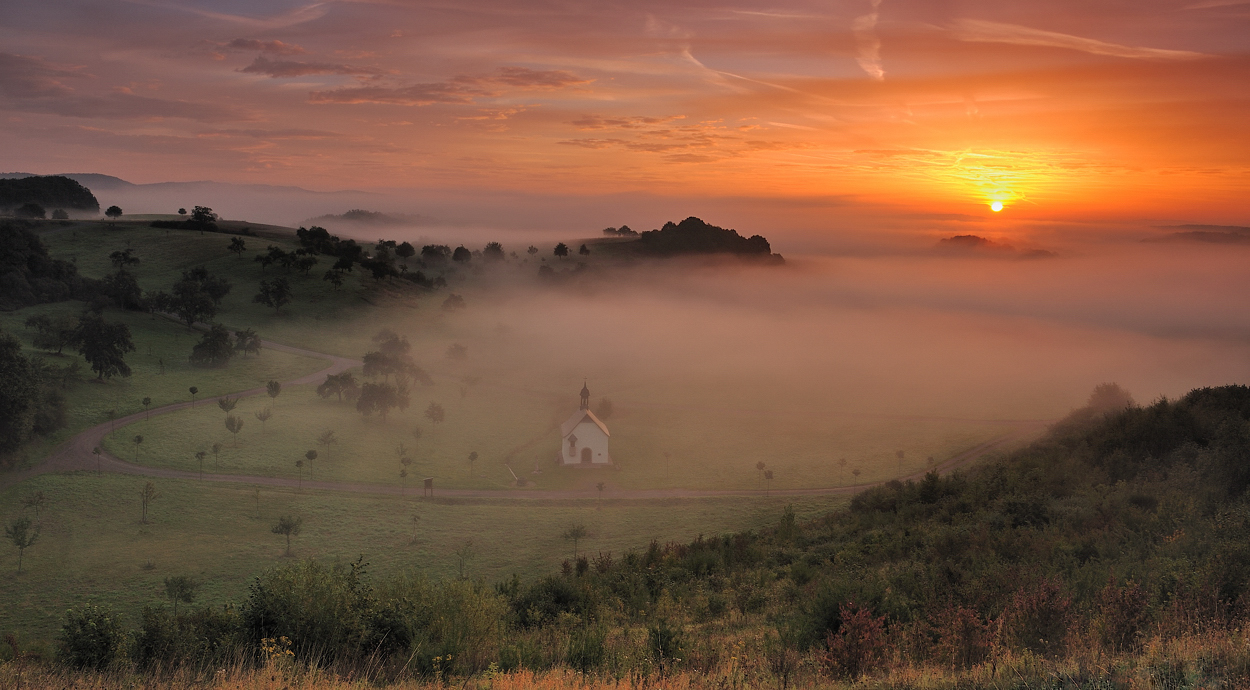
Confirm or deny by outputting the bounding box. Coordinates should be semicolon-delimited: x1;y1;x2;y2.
853;0;885;81
951;19;1208;60
309;67;589;105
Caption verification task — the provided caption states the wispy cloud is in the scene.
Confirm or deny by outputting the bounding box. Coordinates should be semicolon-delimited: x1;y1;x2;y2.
122;0;330;29
951;19;1208;60
309;67;589;105
239;55;385;79
853;0;885;80
226;39;306;55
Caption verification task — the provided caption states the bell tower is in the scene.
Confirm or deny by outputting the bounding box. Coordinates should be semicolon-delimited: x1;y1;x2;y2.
579;381;590;410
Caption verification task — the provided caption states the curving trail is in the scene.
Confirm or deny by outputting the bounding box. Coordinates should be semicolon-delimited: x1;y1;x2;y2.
3;334;1049;501
0;337;360;492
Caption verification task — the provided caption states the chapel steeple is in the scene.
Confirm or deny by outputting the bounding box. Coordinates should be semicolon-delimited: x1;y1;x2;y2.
579;381;590;410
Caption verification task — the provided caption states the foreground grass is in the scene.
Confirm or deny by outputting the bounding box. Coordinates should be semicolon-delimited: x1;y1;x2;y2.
0;471;842;642
4;631;1249;689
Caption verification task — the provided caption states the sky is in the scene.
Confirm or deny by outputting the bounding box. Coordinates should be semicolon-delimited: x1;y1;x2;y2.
0;0;1247;234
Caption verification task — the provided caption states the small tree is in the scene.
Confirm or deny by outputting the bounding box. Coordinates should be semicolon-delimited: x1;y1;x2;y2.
424;402;445;425
105;205;123;223
455;539;474;579
194;450;207;478
468;450;478;477
852;468;862;485
266;380;281;405
255;407;272;431
225;415;244;446
596;482;606;504
295;458;304;490
189;386;198;407
24;491;46;517
132;434;144;461
562;523;588;560
139;481;159;524
190;324;235;368
217;396;238;416
272;515;302;556
6;517;39;572
764;469;773;496
178;208;186;215
254;278;293;313
163;575;199;617
527;245;538;256
76;314;135;380
228;237;247;258
323;269;345;291
579;243;590;255
211;442;222;471
142;396;152;420
234;328;262;357
305;450;317;479
756;461;766;490
92;446;102;474
554;243;569;258
316;430;337;456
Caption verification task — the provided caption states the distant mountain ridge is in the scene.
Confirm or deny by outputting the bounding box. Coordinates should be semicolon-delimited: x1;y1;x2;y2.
0;172;380;226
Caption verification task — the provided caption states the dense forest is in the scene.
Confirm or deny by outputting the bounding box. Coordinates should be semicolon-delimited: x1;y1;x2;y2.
0;222;95;310
632;217;780;259
0;176;99;215
18;383;1250;687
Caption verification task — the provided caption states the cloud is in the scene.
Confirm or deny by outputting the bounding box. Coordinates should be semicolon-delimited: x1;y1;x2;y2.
951;19;1208;60
226;39;306;55
239;55;384;79
853;0;885;81
493;67;590;89
0;52;82;98
570;114;683;130
308;67;589;106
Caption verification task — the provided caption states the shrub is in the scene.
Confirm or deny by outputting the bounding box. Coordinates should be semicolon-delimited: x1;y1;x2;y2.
647;618;685;670
931;604;993;669
1093;575;1150;652
57;604;129;671
822;602;887;679
132;605;242;671
999;577;1072;657
565;626;606;673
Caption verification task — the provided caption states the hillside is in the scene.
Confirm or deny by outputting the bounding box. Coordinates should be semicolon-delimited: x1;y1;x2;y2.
13;383;1250;688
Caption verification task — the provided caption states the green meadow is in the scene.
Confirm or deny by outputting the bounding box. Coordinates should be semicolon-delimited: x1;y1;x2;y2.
0;470;843;642
1;219;1020;647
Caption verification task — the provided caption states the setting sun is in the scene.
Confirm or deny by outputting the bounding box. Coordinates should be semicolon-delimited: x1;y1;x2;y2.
991;201;1004;212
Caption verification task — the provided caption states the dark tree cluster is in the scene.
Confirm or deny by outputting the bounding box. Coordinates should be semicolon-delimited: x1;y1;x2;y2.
602;225;638;236
0;223;97;310
0;175;99;215
189;324;235;368
149;206;229;235
148;267;232;327
635;216;780;260
0;330;72;454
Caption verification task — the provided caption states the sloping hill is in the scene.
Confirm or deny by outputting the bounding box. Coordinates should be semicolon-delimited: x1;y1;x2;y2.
0;175;99;214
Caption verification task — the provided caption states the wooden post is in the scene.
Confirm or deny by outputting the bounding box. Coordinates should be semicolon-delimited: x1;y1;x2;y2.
423;477;434;497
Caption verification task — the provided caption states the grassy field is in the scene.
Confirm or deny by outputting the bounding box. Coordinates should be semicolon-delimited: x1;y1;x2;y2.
0;471;844;642
99;378;1009;492
0;303;326;471
0;219;1024;649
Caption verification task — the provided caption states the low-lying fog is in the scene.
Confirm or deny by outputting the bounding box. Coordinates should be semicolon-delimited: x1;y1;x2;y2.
395;236;1250;428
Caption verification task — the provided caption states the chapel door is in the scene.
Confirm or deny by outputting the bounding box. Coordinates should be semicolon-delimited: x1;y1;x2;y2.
581;447;592;463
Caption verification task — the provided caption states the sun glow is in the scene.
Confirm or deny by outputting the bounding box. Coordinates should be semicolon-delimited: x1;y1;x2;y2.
990;201;1004;212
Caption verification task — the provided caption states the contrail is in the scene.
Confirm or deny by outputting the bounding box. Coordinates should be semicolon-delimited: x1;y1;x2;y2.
853;0;885;80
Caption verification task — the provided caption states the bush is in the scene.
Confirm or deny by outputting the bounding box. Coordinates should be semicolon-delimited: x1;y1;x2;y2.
57;604;129;671
133;605;242;670
189;324;235;367
1000;577;1072;657
565;626;606;673
646;618;685;670
1094;576;1150;652
931;604;993;669
822;602;886;679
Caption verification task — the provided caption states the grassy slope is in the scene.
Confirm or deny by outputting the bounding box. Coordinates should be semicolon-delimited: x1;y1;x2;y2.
0;305;324;470
0;219;1015;647
0;471;842;641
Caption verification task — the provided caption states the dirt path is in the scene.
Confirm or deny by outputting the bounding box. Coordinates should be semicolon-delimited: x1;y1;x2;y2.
4;333;1048;500
0;337;360;492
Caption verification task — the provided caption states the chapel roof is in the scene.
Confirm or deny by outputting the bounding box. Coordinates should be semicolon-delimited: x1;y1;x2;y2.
561;409;610;438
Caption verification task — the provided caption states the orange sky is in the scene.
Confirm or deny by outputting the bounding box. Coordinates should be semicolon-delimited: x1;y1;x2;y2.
1;0;1247;227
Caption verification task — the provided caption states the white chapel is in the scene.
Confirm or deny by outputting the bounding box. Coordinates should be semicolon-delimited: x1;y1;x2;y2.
558;382;611;466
